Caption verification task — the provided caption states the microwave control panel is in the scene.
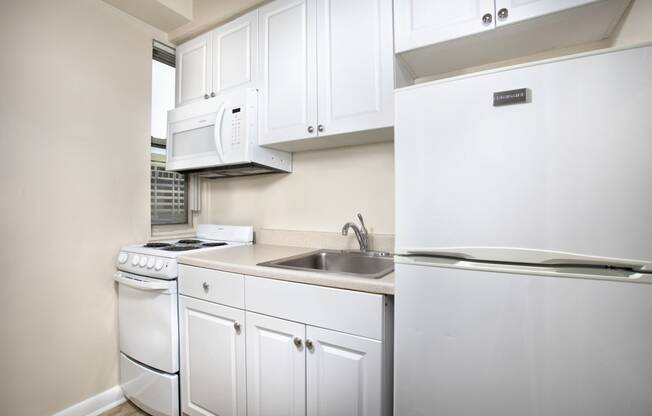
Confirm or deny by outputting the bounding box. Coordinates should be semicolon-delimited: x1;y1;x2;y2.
230;107;242;147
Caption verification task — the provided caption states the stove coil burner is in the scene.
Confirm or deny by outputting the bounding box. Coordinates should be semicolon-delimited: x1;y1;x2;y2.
163;245;202;251
178;239;203;244
202;242;228;247
144;242;173;248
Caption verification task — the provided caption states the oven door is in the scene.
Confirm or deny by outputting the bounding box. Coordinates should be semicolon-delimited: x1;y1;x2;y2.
114;271;178;374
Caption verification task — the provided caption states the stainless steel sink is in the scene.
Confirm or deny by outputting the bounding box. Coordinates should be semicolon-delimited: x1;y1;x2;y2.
258;249;394;279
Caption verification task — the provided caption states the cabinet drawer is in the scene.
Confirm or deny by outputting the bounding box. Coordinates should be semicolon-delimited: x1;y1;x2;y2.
179;265;244;308
245;275;386;340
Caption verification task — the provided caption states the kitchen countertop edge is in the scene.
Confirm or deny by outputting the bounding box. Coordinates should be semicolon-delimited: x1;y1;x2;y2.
177;244;395;295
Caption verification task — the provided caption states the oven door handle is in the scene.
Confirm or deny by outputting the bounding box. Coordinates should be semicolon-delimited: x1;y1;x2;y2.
113;272;173;291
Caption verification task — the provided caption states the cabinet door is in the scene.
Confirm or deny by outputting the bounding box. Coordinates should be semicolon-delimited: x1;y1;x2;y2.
211;9;259;95
258;0;318;145
494;0;598;26
176;33;212;107
316;0;394;138
394;0;496;53
306;326;383;416
179;296;246;416
246;312;306;416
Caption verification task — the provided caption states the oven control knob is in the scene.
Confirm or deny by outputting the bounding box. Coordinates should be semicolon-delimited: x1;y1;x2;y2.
139;256;148;267
154;259;164;271
131;255;140;266
147;257;155;269
118;252;128;264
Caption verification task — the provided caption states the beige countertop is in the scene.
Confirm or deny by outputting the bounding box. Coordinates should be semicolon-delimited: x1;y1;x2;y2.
178;244;395;295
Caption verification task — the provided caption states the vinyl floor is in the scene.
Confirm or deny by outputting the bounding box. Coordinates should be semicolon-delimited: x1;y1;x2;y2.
99;400;149;416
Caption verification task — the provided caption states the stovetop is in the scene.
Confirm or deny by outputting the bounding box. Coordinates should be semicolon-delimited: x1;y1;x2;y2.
143;239;229;252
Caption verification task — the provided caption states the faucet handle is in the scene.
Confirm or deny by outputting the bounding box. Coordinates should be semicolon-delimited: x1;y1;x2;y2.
357;213;365;227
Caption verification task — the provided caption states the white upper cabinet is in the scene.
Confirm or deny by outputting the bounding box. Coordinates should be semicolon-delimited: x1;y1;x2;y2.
394;0;631;79
259;0;394;151
176;10;259;107
246;312;306;416
176;33;211;107
211;9;259;95
394;0;495;53
494;0;598;26
179;296;246;416
316;0;394;138
258;0;318;146
306;326;383;416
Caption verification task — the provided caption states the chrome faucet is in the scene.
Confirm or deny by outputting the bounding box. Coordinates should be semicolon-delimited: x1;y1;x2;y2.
342;213;369;252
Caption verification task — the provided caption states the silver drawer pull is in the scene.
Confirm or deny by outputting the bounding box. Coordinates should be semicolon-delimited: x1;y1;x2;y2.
202;282;209;291
234;322;241;332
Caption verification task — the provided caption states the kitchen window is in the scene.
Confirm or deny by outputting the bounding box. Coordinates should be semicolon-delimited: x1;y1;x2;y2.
150;41;188;226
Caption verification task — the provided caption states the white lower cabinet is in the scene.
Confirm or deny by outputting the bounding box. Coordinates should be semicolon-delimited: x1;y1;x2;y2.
246;312;306;416
179;295;246;416
179;269;393;416
306;326;383;416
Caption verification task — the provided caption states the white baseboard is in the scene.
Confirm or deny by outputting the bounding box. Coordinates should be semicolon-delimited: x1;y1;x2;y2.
52;385;125;416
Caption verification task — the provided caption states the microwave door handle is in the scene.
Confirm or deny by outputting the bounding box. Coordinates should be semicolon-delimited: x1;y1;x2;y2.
214;104;226;163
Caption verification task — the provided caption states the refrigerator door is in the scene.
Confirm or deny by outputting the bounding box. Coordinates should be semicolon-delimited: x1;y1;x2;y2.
395;45;652;270
394;262;652;416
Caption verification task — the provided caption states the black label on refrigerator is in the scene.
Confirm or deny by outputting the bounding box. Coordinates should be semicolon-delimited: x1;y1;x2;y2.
493;88;528;106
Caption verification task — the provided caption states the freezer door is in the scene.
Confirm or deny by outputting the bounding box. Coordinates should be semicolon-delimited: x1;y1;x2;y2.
395;45;652;269
394;262;652;416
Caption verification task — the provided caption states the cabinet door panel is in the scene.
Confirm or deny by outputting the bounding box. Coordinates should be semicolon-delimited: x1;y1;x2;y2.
307;326;383;416
394;0;496;53
494;0;598;26
246;312;306;416
316;0;393;137
212;9;258;94
176;33;211;107
259;0;317;145
179;296;246;416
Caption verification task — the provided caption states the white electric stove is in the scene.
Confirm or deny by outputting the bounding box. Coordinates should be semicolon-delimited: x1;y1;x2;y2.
113;224;253;416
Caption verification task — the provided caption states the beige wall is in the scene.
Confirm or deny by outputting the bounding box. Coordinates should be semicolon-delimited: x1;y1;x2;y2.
199;141;395;234
0;1;154;415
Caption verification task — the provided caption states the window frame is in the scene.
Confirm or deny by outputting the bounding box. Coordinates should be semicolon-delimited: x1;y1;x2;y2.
149;40;196;235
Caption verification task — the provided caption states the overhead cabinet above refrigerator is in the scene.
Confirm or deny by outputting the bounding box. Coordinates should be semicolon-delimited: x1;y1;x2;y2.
393;0;631;80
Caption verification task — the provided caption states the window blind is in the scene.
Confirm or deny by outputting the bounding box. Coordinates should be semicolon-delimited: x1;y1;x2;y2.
151;160;188;225
153;40;175;68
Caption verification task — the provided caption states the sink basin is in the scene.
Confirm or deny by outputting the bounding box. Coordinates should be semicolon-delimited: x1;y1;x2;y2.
258;249;394;279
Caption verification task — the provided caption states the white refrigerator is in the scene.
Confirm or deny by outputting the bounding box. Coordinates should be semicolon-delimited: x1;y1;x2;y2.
394;44;652;416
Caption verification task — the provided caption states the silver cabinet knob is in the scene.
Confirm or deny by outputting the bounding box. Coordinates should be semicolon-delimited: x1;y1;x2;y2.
234;322;241;332
305;339;314;350
204;94;210;99
497;8;508;20
210;92;216;97
317;124;324;132
202;282;209;291
482;13;493;25
293;337;302;348
307;125;315;133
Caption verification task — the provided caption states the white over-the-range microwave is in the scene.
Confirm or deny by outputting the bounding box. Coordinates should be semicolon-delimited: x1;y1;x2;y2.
166;88;291;177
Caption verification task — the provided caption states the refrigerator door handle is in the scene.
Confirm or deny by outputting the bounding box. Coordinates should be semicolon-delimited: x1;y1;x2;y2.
400;247;651;272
